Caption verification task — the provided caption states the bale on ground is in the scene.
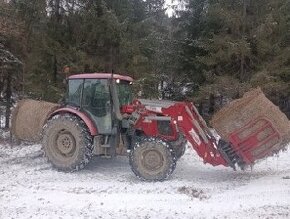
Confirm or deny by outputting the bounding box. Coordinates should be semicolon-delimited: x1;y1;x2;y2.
11;99;60;142
210;88;290;156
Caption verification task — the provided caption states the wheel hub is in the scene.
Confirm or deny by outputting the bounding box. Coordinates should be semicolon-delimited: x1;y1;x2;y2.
142;149;164;171
56;133;76;155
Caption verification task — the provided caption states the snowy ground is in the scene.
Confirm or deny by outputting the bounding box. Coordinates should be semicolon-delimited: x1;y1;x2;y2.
0;143;289;219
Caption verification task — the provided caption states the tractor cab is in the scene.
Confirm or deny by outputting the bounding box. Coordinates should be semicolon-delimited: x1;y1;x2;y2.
65;73;133;135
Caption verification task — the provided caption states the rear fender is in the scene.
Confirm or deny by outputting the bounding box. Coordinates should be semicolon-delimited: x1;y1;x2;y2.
49;107;98;136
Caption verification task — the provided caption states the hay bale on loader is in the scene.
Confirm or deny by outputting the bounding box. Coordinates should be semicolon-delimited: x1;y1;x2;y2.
211;88;290;160
11;99;60;142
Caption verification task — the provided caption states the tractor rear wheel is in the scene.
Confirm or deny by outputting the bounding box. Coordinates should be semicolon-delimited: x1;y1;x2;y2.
42;114;92;171
129;137;177;181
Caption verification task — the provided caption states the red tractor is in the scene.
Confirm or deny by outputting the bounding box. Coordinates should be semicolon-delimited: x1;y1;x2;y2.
42;73;284;181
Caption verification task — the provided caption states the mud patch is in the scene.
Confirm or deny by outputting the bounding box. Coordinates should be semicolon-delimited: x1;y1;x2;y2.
177;186;209;200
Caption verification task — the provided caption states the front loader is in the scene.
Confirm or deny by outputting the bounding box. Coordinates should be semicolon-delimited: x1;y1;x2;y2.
11;73;290;181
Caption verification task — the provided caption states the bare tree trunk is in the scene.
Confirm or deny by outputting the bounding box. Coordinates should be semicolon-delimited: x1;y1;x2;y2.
105;45;113;73
55;0;61;22
160;80;165;99
0;77;3;97
53;55;57;83
240;0;247;80
5;71;11;129
22;64;25;95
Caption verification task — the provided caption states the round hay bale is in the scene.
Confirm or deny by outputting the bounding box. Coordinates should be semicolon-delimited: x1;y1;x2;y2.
11;99;60;142
210;88;290;154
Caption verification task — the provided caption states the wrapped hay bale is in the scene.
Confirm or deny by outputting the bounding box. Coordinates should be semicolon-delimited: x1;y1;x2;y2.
211;88;290;150
11;99;60;142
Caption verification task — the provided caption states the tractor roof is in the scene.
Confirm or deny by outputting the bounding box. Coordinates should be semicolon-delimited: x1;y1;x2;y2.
68;73;133;82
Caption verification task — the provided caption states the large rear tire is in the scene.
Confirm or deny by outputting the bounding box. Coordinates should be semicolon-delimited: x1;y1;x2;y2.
42;114;93;171
129;137;177;181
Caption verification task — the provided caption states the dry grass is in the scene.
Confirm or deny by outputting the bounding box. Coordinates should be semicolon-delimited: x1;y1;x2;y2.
11;99;59;142
211;88;290;158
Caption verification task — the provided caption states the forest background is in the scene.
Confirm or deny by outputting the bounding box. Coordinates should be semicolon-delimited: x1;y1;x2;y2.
1;0;290;127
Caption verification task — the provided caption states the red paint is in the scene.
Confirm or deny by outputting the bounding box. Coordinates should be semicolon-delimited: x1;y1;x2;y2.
50;73;280;169
121;105;135;114
132;101;228;166
69;73;133;82
228;117;281;164
51;107;98;136
131;98;284;168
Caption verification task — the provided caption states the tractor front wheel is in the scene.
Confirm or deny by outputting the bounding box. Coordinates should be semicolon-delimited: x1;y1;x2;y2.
42;114;92;171
129;138;177;181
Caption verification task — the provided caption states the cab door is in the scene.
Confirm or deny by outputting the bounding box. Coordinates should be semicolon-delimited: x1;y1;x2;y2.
82;79;112;134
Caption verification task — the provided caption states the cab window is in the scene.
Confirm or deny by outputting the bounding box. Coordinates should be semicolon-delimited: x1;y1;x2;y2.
67;79;83;106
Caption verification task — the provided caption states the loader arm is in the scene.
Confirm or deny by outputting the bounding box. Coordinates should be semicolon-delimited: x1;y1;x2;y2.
131;100;232;167
161;103;229;167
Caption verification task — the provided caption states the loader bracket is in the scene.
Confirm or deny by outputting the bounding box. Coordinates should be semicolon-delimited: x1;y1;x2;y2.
217;139;245;170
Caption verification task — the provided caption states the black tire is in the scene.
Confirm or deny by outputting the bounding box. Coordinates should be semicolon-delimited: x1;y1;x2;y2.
42;114;93;171
170;136;187;159
129;137;177;181
173;143;186;159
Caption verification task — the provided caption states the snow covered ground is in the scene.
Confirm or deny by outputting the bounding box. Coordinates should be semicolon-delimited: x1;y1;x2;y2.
0;143;289;219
